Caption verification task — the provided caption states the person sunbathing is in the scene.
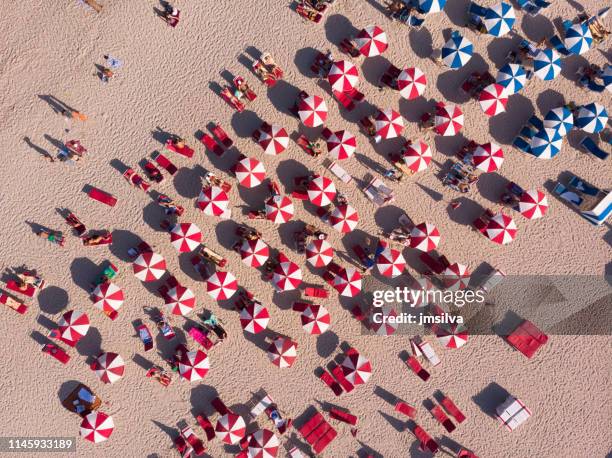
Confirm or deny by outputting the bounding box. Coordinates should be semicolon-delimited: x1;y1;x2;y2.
587;18;610;42
261;53;283;78
385;0;405;14
65;212;86;235
17;271;44;289
82;232;111;246
163;4;180;27
37;230;65;246
157;194;183;216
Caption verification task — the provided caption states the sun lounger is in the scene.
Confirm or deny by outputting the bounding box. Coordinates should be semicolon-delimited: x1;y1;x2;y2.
211;124;233;148
339;38;360;58
292;301;310;312
512;136;532;154
211;397;230;415
174;435;193;458
440;394;466;423
200;133;224;156
496;396;531;431
405;355;430;381
468;2;489;17
394;401;416;418
458;449;480;458
304;287;328;298
329;408;357;425
249;391;274;419
136;324;154;351
548;35;570;56
288;447;304;458
580;136;609;160
472;216;488;232
188;327;214;350
298;410;337;454
62;384;101;416
327;161;353;183
166;139;195;158
351;305;368;323
181;426;206;456
296;134;321;156
0;292;27;314
380;73;396;89
418;252;445;274
42;343;70;364
153;152;178;175
233;76;257;102
332;90;356;111
123;168;151;191
363;178;395;206
220;87;246;112
345;87;365;102
143;161;164;183
330;363;354;392
195;415;216;441
296;3;323;23
87;187;117;207
6;280;37;297
430;404;456;433
413;425;439;453
352;244;375;270
291;190;309;200
411;336;440;366
506;319;548;358
318;370;343;396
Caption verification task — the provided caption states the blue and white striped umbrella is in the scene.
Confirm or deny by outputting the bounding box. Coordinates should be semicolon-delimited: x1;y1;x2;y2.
483;2;516;37
496;63;527;94
441;32;473;69
543;107;573;137
530;128;563;159
533;49;561;81
575;103;609;134
602;65;612;94
418;0;446;14
564;23;593;55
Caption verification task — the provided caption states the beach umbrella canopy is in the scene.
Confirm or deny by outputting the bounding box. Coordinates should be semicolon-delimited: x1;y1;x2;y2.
91;282;124;314
341;351;372;385
240;302;270;334
355;25;388;56
434;103;464;136
80;412;114;443
603;65;612;93
265;195;294;224
248;429;280;458
483;2;516;37
165;284;196;316
298;95;328;127
533;49;561;81
235;157;266;188
518;189;549;219
435;322;469;348
197;186;229;216
370;305;399;336
333;267;362;297
92;352;125;384
206;271;238;300
397;67;427;100
575;102;608;133
267;336;297;368
496;63;527;95
403;140;432;172
215;413;246;445
257;124;289;155
240;239;270;267
530;128;563;159
442;263;470;290
485;213;517;245
328;60;359;93
326;129;357;160
479;83;508;116
441;32;473;69
376;247;406;278
300;304;331;334
306;239;334;267
418;0;446;13
564;22;593;55
329;204;359;233
307;175;337;207
57;310;90;344
543;106;574;137
133;251;166;282
410;222;441;252
273;254;302;292
179;349;209;382
473;142;504;172
170;222;202;253
375;108;404;139
409;276;437;307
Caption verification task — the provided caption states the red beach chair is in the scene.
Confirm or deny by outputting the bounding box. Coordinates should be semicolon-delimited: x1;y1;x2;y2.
458;449;480;458
318;370;343;396
200;133;224;156
153;152;178;175
506;320;548;358
430;404;456;433
394;401;416;418
344;87;365;102
0;292;27;314
211;397;230;415
211;124;233;148
296;3;323;23
413;424;439;454
6;280;37;298
174;435;193;458
143;161;164;183
304;287;328;298
188;327;214;350
87;187;117;207
196;415;216;441
405;356;430;381
419;252;445;274
165;139;194;158
440;395;466;423
330;363;354;392
180;426;206;456
329;408;357;425
42;343;70;364
332;90;356;111
220;87;246;112
136;324;154;352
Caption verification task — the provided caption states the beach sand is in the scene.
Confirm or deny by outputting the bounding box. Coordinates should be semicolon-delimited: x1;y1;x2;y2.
0;0;610;456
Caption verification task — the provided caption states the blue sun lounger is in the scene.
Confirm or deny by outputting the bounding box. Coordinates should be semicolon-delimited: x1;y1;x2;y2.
579;137;609;160
513;136;532;154
548;35;570;56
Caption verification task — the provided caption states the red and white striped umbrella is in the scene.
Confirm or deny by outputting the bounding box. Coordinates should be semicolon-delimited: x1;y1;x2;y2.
434;102;464;136
328;60;359;93
355;25;388;56
57;310;90;345
91;282;124;314
133;251;166;282
473;142;504;173
329;204;359;233
240;302;270;334
170;222;202;252
206;271;238;300
298;95;328;127
307;175;337;207
398;67;427;100
305;239;334;267
235;157;266;188
341;351;372;385
326;129;357;160
92;352;125;384
485;213;517;245
300;304;331;335
442;263;471;291
165;284;196;316
376;247;406;278
403;140;432;172
216;413;246;445
409;276;436;307
248;429;280;458
518;189;549;219
375;109;404;139
197;186;230;216
370;305;398;336
80;412;114;443
267;336;297;368
273;254;303;292
478;83;508;117
179;349;210;382
257;124;289;155
240;239;270;267
410;222;441;252
333;267;362;297
435;323;469;348
265;195;294;224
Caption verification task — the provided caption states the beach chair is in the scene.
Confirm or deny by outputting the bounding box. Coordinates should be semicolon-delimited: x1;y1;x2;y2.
61;383;101;417
440;394;466;423
166;139;195;158
411;336;440;366
548;35;570;56
233;76;257;102
42;343;70;364
496;396;531;431
363;178;395;206
87;187;117;206
288;447;304;458
248;390;275;419
345;87;365;102
512;136;532;154
211;124;233;148
329;407;357;425
430;404;456;433
180;426;206;456
220;87;246;112
339;38;360;58
296;3;323;23
478;268;506;293
195;415;216;441
506;319;548;358
142;161;164;183
468;2;489;17
472;215;488;233
418;252;445;274
580;136;609;160
458;449;480;458
298;410;337;454
318;371;343;395
394;401;416;418
211;397;230;415
413;424;439;453
332;90;356;111
0;292;27;314
153;152;178;175
188;327;214;350
330;363;354;392
296;135;321;157
200;133;224;156
352;244;375;270
580;76;606;93
174;435;193;458
6;278;41;298
136;324;154;351
405;355;430;381
123;168;151;192
304;287;328;298
327;161;353;183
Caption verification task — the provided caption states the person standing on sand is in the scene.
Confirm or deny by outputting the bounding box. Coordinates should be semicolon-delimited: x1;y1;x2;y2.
82;0;103;13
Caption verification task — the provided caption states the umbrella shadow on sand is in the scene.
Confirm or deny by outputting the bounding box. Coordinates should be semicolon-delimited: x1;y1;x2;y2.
151;420;179;442
535;89;566;115
189;384;220;418
69;257;101;292
324;14;358;46
75;326;103;358
266;80;303;118
173;165;206;199
361;55;392;88
356;441;384;458
294;46;322;78
316;331;339;358
374;204;406;235
444;0;470;27
37;286;69;314
434;134;468;157
489;93;533;145
436;52;488;104
230;109;263;139
214;220;241;251
275;159;310;193
472;382;511;418
108;229;145;262
520;13;555;42
142;200;168;232
475;172;510;203
409;27;434;58
486;36;521;69
445;197;484;226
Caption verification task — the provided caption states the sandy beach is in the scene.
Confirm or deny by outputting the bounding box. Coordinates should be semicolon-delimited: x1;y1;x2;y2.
0;0;610;457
